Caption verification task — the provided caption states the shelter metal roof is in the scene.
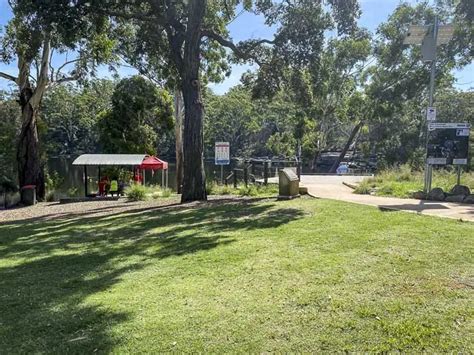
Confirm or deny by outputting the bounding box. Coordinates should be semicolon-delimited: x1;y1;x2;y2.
72;154;148;166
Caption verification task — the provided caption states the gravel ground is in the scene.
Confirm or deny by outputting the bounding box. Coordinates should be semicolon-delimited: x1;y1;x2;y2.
0;195;271;224
0;197;184;224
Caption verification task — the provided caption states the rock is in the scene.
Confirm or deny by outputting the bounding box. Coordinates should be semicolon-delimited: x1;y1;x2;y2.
450;185;471;196
445;194;466;203
411;191;427;200
463;194;474;204
427;187;445;201
299;186;308;195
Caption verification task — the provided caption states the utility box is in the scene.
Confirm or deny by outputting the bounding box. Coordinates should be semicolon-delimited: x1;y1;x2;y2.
21;185;37;206
278;168;300;200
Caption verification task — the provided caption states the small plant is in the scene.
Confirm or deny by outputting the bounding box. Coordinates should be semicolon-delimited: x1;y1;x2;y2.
206;181;217;195
125;184;148;201
67;187;79;197
354;180;373;195
45;191;56;202
238;185;258;197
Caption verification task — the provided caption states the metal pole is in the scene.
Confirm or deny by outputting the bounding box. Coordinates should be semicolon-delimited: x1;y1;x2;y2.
457;166;461;186
424;16;439;193
220;165;224;185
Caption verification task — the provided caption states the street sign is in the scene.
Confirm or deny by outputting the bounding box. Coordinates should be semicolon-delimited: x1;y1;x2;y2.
427;123;470;165
426;107;436;121
215;142;230;165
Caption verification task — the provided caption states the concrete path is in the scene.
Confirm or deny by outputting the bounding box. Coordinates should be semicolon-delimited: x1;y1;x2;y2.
300;175;474;222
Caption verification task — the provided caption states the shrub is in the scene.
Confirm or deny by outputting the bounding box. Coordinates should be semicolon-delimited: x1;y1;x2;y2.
150;186;173;199
238;185;259;197
125;184;148;201
354;180;372;195
206;181;216;195
46;191;56;202
67;187;79;197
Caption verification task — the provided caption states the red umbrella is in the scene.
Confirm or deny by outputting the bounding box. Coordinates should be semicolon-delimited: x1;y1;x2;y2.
139;156;168;170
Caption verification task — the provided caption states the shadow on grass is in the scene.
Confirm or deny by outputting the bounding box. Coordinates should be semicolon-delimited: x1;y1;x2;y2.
0;198;305;352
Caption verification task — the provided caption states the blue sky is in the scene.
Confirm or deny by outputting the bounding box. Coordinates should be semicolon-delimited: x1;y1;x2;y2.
0;0;472;94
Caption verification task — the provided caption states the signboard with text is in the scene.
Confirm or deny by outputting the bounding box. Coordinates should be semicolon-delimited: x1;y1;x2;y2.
215;142;230;165
427;123;470;165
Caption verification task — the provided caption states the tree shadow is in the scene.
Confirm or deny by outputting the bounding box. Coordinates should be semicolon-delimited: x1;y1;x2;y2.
0;199;305;352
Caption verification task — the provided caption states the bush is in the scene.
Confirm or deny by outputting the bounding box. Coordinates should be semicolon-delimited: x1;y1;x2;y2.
67;187;79;197
149;185;173;199
354;180;372;195
238;185;259;197
125;184;148;201
46;191;56;202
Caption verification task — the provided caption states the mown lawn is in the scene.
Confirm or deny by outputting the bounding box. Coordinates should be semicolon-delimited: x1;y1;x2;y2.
0;198;472;352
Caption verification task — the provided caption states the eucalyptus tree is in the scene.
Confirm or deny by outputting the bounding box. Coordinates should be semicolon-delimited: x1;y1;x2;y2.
362;1;473;167
0;1;115;200
75;0;361;202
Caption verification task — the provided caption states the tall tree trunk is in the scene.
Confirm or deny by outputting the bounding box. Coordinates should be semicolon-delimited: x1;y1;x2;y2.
329;121;363;174
180;0;207;202
16;39;50;202
174;89;184;194
17;88;45;201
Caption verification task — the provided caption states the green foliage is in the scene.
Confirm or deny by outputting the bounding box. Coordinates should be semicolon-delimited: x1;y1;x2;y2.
45;191;56;202
355;165;474;198
41;80;115;156
98;76;173;155
207;182;278;197
205;87;300;158
0;93;20;183
45;171;63;192
125;183;148;201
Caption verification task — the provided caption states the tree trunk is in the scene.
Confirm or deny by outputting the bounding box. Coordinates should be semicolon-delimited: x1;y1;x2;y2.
180;0;207;202
174;89;184;194
329;121;364;174
17;88;45;201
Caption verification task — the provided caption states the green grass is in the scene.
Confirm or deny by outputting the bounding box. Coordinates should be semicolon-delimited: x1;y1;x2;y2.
355;165;474;198
0;198;473;352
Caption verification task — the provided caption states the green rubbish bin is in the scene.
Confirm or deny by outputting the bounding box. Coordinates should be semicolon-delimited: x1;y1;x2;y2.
21;185;37;206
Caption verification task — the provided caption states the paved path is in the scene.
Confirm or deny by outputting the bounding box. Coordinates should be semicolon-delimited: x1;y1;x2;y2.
300;175;474;222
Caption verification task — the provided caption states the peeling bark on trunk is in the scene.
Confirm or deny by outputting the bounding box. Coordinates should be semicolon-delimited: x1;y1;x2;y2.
329;121;363;174
15;39;50;202
17;88;44;200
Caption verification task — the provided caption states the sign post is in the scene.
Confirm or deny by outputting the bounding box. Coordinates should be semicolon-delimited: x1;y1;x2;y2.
404;17;454;193
426;122;470;186
215;142;230;184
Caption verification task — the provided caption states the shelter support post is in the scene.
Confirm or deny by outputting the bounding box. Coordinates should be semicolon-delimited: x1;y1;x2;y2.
162;169;165;187
84;165;88;197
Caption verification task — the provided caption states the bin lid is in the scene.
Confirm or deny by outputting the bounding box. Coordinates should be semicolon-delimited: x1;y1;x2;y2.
21;185;36;190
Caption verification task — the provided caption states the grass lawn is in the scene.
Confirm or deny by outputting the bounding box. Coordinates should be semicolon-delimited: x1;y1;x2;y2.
0;198;473;352
355;166;474;198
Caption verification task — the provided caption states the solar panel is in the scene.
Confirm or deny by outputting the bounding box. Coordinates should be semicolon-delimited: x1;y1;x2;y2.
437;24;454;45
403;25;429;45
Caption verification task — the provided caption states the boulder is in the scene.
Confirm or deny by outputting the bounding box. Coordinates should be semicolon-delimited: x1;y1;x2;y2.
463;195;474;204
450;185;470;196
427;187;445;201
445;194;466;203
411;191;427;200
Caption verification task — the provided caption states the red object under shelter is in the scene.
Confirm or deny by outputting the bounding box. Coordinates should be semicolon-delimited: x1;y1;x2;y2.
139;156;168;170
